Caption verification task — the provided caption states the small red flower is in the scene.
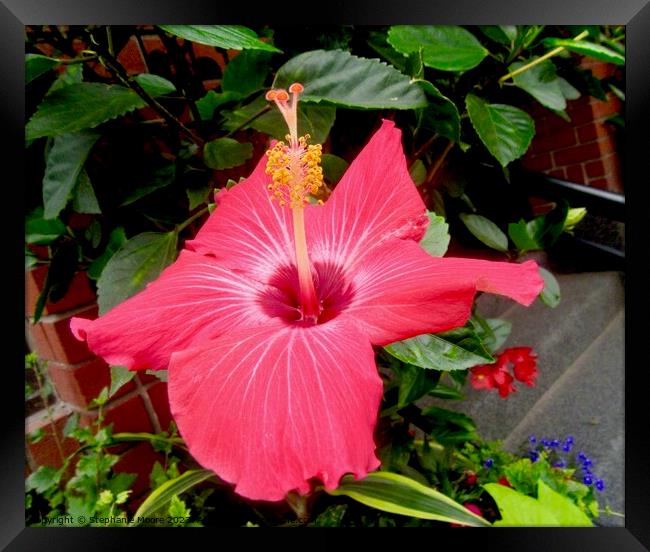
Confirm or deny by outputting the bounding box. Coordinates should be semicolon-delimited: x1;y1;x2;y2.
465;472;477;486
497;476;512;488
470;346;537;398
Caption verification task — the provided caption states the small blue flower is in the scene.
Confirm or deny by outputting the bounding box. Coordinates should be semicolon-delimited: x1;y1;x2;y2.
541;438;552;447
529;435;537;444
595;479;605;492
553;460;566;468
577;451;587;462
583;475;593;485
562;442;573;453
565;436;574;445
484;458;494;469
550;439;560;448
582;457;593;467
529;450;539;462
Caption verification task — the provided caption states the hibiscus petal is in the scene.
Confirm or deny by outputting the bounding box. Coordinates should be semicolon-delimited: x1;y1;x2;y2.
307;120;428;270
340;240;544;346
186;152;295;281
340;239;476;345
70;250;271;370
167;319;382;502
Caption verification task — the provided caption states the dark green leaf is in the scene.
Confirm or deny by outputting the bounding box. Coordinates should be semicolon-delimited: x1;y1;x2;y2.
109;366;136;397
395;364;441;407
25;208;66;245
321;154;349;185
33;240;79;321
384;327;494;371
511;59;566;111
329;471;490;526
419;212;450;257
388;26;488;72
222;94;335;144
97;231;178;314
133;73;176;96
196;90;241;121
420;405;478;444
222;50;273;97
309;504;348;527
43;131;100;219
508;219;541;252
559;78;581;100
26;83;151;140
158;25;281;52
533;200;569;247
428;384;464;400
418;94;461;142
72;170;101;214
120;164;176;206
26;54;61;83
132;469;216;524
273;49;427;109
459;213;509;252
28;428;45;444
186;184;212;210
539;267;561;308
63;412;80;438
465;94;535;167
88;227;127;280
482;318;513;352
48;63;83;93
542;38;625;65
366;31;408;71
479;26;517;45
203;138;253;170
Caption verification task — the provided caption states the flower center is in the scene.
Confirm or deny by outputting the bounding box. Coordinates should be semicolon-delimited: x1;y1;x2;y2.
264;83;324;323
259;262;355;326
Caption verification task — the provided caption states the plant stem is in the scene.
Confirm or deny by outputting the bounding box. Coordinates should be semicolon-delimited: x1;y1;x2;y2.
32;358;66;466
176;206;210;233
89;40;204;148
59;55;99;64
425;140;454;185
412;134;438;162
499;30;590;83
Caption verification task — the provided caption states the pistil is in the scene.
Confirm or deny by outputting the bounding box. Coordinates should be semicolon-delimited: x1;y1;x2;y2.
265;83;324;321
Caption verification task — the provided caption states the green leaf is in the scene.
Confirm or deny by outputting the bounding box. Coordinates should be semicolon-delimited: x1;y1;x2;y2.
186;184;212;210
32;240;79;322
416;82;461;142
63;412;80;438
25;208;66;245
321;154;349;185
120;164;176;206
42;131;100;219
395;364;441;407
273;49;427;110
309;504;348;527
482;318;512;352
26;466;61;494
538;267;561;308
511;59;566;111
133;73;176;96
158;25;280;52
72;170;101;214
26;54;61;83
28;428;46;444
168;495;191;521
419;212;450;257
26;83;150;140
484;480;592;526
88;227;127;280
222;50;273;97
384;327;494;371
109;366;136;397
329;471;490;526
465;94;535;167
48;63;83;93
97;231;178;314
222;94;336;144
195;90;241;121
459;213;509;252
146;369;168;382
558;78;581;100
203;138;253;170
132;469;216;523
479;26;517;45
542;38;625;65
90;386;109;407
388;26;488;72
420;405;478;444
508;219;542;252
409;159;426;186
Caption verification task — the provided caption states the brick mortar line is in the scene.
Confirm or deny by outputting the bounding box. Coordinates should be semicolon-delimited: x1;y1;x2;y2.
502;308;624;450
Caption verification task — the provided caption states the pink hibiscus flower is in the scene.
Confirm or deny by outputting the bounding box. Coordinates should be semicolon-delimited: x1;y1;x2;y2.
70;84;543;502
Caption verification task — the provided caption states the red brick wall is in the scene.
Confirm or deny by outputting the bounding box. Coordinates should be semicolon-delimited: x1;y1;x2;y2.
521;60;624;194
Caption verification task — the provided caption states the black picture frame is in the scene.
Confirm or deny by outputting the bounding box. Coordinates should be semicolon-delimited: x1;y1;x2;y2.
7;1;649;549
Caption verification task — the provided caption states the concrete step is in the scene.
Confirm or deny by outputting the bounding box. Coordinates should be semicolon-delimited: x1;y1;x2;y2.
421;271;625;525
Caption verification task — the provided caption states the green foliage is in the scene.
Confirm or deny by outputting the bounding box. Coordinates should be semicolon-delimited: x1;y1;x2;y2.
388;26;489;72
203;138;254;170
274;49;428;109
26;54;61;83
542;38;625;65
459;213;509;252
97;231;179;314
222;50;274;97
419;212;450;257
109;366;136;397
465;94;535;167
321;154;349;185
158;25;281;52
538;267;561;308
